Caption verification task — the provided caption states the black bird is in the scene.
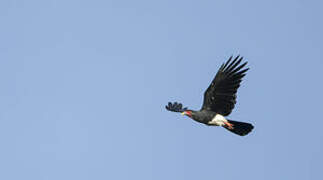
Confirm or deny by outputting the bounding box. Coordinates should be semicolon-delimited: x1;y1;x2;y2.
166;56;254;136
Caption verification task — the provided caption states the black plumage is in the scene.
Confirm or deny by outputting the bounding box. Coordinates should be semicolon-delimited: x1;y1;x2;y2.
202;55;248;116
166;55;254;136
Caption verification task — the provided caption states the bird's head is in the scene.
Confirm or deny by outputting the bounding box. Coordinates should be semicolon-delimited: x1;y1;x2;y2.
166;102;194;118
181;110;193;117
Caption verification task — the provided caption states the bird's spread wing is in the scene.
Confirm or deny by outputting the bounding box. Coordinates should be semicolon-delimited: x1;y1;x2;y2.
201;56;249;116
166;102;188;113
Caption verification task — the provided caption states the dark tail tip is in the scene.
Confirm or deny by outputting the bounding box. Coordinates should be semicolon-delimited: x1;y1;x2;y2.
225;120;254;136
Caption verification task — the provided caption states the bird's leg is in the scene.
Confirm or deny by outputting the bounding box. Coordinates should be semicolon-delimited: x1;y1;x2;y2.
224;122;234;129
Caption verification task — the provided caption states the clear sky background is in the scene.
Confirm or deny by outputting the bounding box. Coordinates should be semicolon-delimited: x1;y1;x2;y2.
1;0;323;179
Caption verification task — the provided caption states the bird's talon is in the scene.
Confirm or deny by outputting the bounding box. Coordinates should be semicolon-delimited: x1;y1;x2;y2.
224;122;234;129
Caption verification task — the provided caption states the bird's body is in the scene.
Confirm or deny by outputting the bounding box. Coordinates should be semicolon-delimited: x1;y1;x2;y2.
166;55;254;136
184;110;231;127
208;114;229;126
186;110;218;125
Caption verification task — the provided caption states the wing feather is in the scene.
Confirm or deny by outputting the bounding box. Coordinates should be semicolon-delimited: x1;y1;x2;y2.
201;56;249;115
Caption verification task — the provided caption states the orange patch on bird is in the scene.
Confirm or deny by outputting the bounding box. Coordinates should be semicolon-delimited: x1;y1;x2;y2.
225;122;234;129
185;110;192;117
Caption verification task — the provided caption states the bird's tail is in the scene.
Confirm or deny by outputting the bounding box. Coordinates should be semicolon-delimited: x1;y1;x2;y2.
224;120;254;136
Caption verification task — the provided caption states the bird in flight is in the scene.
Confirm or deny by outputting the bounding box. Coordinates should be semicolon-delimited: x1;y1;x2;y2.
166;56;254;136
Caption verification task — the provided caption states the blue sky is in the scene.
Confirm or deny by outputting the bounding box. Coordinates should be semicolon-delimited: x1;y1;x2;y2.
1;0;323;179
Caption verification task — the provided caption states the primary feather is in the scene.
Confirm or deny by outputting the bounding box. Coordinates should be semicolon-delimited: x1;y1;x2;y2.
201;56;249;116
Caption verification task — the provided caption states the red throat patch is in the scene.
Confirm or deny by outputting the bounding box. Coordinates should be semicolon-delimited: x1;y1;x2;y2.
185;110;192;117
